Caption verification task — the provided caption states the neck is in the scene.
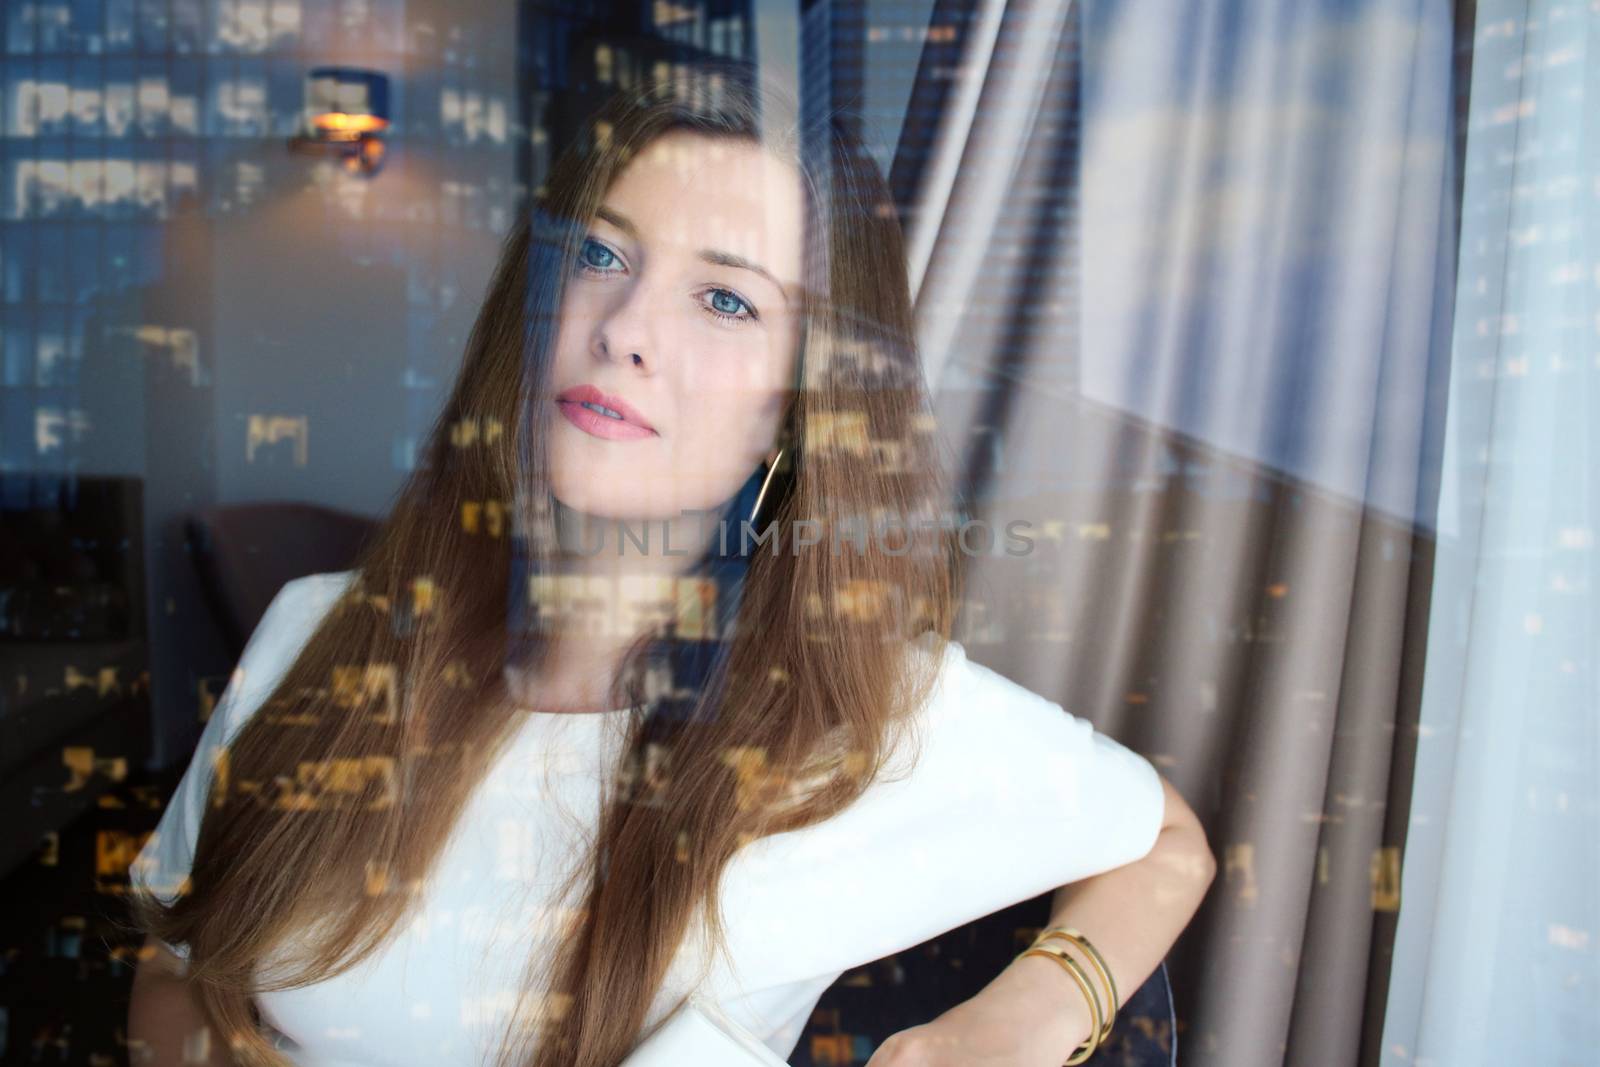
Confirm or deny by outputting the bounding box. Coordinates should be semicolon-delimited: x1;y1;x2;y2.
512;503;723;713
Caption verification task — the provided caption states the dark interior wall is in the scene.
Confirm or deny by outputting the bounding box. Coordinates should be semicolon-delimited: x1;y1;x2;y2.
133;0;519;767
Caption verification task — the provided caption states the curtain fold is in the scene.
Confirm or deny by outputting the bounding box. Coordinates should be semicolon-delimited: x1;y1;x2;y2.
903;1;1466;1063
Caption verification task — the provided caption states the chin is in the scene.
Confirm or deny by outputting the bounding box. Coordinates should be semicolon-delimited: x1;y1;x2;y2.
550;481;672;523
550;455;748;520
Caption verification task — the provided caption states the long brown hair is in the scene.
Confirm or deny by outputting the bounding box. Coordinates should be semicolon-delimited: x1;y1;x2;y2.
129;63;964;1067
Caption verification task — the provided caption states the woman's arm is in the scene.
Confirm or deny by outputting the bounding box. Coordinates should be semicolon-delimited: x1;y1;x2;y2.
864;773;1215;1066
977;771;1217;1057
128;936;238;1066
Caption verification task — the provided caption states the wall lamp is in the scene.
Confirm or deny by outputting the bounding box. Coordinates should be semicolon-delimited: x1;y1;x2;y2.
287;66;391;177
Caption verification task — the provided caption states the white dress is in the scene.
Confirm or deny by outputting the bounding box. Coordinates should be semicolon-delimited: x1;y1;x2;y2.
130;571;1167;1065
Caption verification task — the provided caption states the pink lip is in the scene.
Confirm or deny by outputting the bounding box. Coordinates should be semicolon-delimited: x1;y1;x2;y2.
558;399;657;440
550;383;649;428
554;384;657;441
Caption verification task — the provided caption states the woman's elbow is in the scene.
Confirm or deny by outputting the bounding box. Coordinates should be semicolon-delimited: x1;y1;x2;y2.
1153;772;1218;884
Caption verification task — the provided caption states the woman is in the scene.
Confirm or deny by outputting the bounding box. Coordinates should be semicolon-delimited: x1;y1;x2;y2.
126;66;1214;1067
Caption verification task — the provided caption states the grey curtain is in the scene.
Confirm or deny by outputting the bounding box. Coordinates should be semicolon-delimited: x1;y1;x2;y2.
901;1;1462;1063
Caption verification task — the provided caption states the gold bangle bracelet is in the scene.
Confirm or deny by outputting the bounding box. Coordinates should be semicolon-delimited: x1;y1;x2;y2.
1018;944;1103;1066
1043;927;1119;1014
1036;927;1119;1046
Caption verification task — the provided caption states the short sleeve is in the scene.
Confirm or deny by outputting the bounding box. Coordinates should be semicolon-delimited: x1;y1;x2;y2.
128;571;356;961
697;636;1168;1001
912;638;1167;894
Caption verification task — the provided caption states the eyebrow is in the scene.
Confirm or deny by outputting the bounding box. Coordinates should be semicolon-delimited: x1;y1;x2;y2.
593;204;795;308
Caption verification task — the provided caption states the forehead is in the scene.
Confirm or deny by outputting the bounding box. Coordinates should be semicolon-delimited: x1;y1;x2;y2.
602;131;806;276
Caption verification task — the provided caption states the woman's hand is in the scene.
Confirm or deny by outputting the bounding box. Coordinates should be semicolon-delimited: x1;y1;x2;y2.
861;958;1091;1067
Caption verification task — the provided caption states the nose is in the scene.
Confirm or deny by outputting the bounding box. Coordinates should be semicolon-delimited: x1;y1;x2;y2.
591;276;658;371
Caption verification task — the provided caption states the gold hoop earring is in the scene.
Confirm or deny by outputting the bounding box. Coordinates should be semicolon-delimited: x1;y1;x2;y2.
748;448;785;526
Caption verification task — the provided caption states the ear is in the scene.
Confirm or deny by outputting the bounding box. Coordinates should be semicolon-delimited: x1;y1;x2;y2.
763;445;782;469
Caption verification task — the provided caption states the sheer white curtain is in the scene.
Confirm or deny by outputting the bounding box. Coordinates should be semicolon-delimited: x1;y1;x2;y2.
1383;1;1600;1062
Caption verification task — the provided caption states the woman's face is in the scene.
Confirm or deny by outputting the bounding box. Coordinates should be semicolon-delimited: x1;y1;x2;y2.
546;130;806;524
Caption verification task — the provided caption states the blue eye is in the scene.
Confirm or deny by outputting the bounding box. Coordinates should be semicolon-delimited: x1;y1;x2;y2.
705;288;757;324
576;237;621;274
575;234;759;326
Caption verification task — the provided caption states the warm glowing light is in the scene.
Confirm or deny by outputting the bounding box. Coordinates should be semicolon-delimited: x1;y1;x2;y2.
294;67;392;174
313;111;389;134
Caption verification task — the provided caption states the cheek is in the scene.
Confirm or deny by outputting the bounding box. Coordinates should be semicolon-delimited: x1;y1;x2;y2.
681;330;796;413
657;387;782;508
697;389;782;456
679;348;789;449
549;293;594;361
